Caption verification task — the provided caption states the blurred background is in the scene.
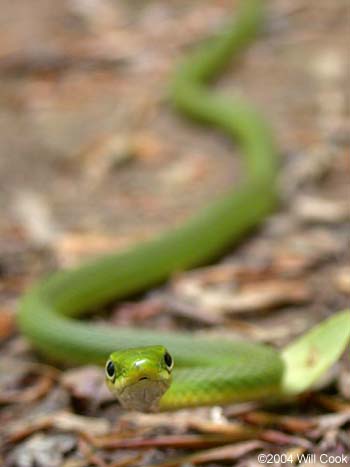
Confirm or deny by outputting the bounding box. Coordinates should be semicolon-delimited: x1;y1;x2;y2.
0;0;349;466
0;0;347;266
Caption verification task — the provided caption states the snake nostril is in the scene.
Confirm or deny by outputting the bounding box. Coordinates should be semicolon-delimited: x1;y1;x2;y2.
139;377;148;381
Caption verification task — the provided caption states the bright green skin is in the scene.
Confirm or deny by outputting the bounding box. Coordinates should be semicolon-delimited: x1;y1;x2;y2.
106;346;173;412
18;0;285;410
105;344;282;411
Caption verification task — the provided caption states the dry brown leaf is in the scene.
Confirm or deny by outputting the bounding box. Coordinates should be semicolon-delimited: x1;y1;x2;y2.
0;359;58;404
175;278;311;315
83;432;252;450
180;440;264;466
131;131;166;163
309;412;350;439
51;411;110;436
189;419;258;437
55;233;135;267
76;133;134;184
261;430;312;449
240;411;316;434
334;267;350;295
8;433;76;467
0;308;16;340
294;195;349;224
112;299;164;325
61;366;112;405
225;280;311;314
5;410;110;444
164;295;225;325
312;395;350;414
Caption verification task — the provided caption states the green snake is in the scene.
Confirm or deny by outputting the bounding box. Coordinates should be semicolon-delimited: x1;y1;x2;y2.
18;0;346;412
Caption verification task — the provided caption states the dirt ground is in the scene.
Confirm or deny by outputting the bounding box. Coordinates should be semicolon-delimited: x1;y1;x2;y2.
0;0;349;466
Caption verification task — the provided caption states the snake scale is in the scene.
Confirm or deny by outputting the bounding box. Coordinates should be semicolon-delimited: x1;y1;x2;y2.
18;0;297;410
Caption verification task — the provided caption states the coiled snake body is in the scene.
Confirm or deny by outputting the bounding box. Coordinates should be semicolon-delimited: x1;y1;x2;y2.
18;0;302;410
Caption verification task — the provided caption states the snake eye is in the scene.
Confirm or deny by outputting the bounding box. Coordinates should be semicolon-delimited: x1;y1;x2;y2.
164;351;173;370
105;360;115;380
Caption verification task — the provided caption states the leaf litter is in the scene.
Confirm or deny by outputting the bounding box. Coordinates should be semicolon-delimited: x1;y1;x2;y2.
0;0;349;466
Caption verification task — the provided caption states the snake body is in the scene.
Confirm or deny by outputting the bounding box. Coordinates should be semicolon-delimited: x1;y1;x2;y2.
18;0;285;410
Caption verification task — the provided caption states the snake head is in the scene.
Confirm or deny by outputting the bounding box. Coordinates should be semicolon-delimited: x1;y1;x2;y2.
105;345;173;412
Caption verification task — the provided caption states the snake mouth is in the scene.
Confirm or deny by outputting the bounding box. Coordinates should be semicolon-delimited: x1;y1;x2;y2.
119;377;166;395
116;376;171;412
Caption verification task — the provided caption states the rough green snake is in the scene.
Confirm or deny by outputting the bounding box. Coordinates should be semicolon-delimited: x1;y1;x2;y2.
17;0;350;412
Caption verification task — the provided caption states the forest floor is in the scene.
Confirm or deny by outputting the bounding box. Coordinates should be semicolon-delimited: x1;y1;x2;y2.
0;0;349;466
